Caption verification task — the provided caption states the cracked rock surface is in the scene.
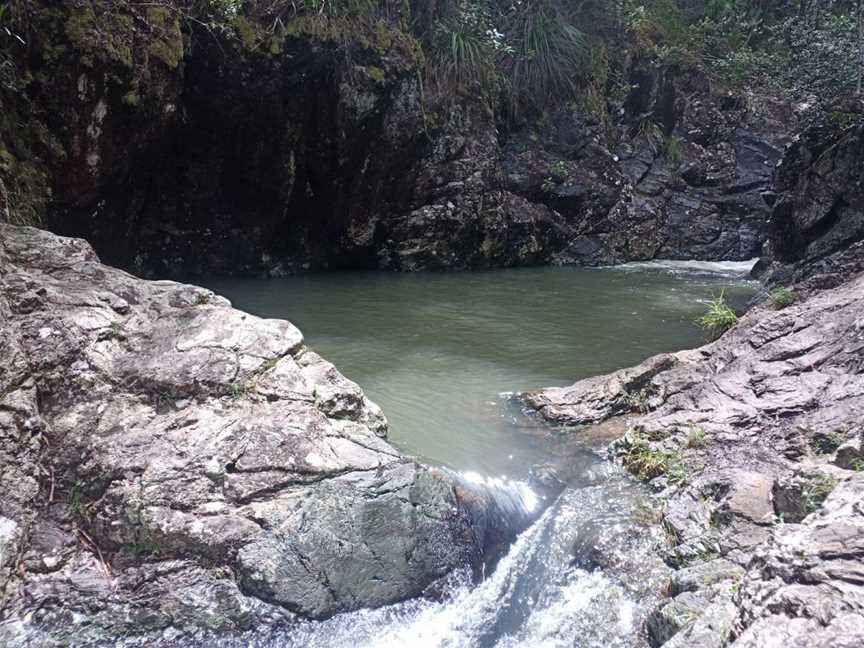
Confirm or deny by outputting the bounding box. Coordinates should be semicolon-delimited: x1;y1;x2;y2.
524;249;864;645
0;224;530;646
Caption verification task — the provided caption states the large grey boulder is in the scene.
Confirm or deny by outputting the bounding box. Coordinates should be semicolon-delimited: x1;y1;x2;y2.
0;224;533;646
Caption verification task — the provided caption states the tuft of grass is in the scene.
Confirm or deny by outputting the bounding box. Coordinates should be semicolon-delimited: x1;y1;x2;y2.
664;135;682;167
809;430;846;455
195;292;211;306
256;357;281;377
622;430;687;484
69;481;88;518
229;381;251;400
108;320;124;340
506;7;585;112
638;118;664;153
697;291;738;340
686;426;706;449
768;286;797;310
803;475;838;514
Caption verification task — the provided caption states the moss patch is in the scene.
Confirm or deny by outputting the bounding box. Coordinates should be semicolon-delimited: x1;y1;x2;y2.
65;2;134;69
146;6;184;69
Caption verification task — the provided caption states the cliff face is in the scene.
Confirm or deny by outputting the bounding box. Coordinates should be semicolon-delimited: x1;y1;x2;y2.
757;122;864;287
0;2;785;278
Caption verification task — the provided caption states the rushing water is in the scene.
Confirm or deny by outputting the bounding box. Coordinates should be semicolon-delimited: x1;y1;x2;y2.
157;261;757;648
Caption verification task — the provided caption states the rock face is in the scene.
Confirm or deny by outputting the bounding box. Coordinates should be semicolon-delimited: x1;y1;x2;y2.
757;123;864;288
502;64;785;267
522;118;864;646
0;3;784;278
0;223;533;646
524;255;864;644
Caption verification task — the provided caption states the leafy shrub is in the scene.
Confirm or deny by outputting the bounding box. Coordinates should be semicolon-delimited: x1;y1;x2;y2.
697;292;738;340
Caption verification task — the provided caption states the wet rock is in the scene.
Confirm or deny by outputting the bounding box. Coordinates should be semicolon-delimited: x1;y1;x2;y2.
732;473;864;647
835;434;864;471
526;192;864;646
662;595;736;648
670;558;744;595
714;471;774;527
0;224;535;644
522;354;678;426
648;590;712;646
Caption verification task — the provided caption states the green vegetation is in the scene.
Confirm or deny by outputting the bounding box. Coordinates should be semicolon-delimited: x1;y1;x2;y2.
803;474;838;514
769;286;798;309
686;426;706;449
229;381;252;400
664;135;682;167
624;387;655;414
108;320;124;339
541;160;569;193
622;429;688;484
697;292;738;340
69;481;89;518
809;429;847;455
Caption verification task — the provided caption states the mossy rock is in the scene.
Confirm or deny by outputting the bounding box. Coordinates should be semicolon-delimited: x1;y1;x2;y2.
65;2;134;69
145;6;184;69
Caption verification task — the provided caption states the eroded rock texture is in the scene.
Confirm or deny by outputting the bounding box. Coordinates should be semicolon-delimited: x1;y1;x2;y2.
524;262;864;647
0;224;531;646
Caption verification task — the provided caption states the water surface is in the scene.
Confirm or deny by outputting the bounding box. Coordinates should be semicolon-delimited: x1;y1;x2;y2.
122;261;758;648
207;261;757;478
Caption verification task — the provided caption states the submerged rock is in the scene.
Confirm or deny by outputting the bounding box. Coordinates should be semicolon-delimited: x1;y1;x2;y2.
0;224;534;645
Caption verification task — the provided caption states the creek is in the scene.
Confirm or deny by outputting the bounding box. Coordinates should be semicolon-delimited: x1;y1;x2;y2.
178;260;759;648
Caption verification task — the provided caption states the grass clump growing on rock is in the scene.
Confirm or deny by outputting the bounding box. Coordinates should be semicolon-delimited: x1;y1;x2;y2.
622;430;687;485
809;429;846;455
686;426;706;449
768;286;797;310
803;475;838;514
697;292;738;340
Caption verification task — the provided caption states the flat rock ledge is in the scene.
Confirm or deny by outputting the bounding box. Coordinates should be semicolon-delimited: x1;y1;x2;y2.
524;270;864;647
0;224;531;647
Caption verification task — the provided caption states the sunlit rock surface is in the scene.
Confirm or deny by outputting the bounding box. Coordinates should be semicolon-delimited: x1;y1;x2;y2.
0;224;534;646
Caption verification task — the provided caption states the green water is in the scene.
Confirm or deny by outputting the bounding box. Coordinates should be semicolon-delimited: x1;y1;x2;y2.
206;261;757;478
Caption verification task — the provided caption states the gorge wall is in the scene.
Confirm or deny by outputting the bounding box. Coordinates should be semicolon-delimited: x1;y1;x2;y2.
0;1;786;278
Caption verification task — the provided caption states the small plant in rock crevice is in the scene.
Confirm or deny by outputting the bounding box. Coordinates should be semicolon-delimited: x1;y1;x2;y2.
697;291;738;340
622;430;687;484
541;160;568;193
802;475;839;514
809;429;847;455
686;426;706;449
768;286;797;310
623;387;655;414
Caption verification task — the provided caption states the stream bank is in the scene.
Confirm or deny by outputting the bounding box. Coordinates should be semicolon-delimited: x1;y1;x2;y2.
524;122;864;647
